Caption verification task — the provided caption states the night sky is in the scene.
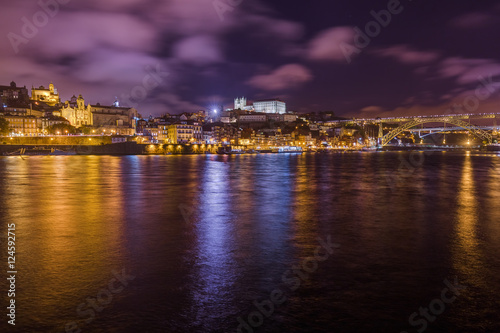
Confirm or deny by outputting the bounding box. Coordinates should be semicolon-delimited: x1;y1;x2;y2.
1;0;500;116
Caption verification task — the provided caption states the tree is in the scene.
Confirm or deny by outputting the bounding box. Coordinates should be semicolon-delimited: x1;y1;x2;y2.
47;123;77;135
0;117;9;136
77;125;93;135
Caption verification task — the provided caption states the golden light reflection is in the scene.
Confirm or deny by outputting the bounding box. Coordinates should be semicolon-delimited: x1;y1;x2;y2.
291;154;319;254
4;156;127;323
452;155;483;283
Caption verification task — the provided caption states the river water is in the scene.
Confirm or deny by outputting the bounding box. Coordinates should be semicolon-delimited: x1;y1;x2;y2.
1;152;500;333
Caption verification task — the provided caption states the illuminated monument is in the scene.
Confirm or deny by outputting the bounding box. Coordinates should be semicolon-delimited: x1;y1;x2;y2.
61;94;93;127
31;82;61;106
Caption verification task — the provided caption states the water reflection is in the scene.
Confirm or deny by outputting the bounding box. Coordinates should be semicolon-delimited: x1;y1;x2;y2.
1;153;500;332
188;157;237;327
452;155;482;282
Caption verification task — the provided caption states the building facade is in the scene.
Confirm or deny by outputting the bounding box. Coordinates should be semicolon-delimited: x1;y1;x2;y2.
253;99;286;114
234;97;247;109
0;81;30;107
90;104;138;128
2;114;69;136
61;95;93;127
167;122;203;144
31;83;60;106
238;113;267;123
3;115;38;136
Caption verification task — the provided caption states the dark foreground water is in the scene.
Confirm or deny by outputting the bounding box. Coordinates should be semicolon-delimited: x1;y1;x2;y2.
1;152;500;333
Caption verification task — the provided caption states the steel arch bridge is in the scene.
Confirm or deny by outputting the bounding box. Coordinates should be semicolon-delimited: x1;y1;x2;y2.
380;117;493;146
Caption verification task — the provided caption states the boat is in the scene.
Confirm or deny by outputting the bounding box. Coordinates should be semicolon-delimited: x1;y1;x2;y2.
486;144;500;151
2;147;76;156
256;149;274;153
277;146;303;154
23;147;54;155
50;149;76;155
217;146;244;155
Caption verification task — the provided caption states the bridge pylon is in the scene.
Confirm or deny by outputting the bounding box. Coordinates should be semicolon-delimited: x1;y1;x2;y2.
377;122;383;146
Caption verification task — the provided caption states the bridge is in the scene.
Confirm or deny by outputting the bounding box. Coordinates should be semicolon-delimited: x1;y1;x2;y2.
321;112;500;147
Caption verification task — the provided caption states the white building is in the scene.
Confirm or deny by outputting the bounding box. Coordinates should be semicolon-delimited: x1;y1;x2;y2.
254;99;286;114
234;97;246;109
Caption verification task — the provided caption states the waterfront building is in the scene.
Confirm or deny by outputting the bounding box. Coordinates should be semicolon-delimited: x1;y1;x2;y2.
3;115;38;136
167;121;203;144
61;95;93;127
2;114;69;136
143;126;160;143
157;125;169;143
203;127;215;144
31;83;60;106
254;99;286;114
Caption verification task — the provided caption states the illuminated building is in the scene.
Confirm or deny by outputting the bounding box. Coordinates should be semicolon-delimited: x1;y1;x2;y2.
2;114;69;136
202;123;240;144
167;122;203;144
90;103;139;135
232;97;254;112
253;99;286;114
143;126;159;143
234;97;247;109
3;115;38;136
31;82;61;106
61;95;93;127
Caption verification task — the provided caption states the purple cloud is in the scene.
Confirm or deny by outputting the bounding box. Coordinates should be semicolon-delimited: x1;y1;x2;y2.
174;35;223;65
372;45;440;65
307;27;356;62
450;12;496;29
246;64;312;91
438;57;500;84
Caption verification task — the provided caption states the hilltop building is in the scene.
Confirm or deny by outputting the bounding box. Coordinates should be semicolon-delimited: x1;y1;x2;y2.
0;81;30;107
233;97;255;112
254;99;286;114
31;83;60;106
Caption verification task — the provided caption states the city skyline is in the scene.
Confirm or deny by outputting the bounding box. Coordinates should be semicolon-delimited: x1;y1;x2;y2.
1;1;500;117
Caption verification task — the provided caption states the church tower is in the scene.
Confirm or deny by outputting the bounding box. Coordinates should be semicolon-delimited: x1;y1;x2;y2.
77;94;85;110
